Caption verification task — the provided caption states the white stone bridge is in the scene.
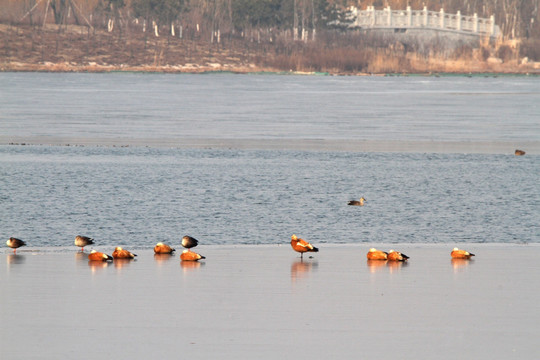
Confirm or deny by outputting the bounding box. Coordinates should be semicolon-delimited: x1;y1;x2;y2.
347;6;500;39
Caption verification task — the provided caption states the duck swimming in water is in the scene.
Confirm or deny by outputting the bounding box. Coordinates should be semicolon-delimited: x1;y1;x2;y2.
348;197;366;206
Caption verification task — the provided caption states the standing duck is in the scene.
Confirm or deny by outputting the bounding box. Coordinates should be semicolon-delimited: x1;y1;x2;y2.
290;234;319;259
6;237;26;253
75;235;94;251
181;236;199;251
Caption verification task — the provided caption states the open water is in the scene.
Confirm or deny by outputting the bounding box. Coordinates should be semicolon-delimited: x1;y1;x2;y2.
0;73;538;247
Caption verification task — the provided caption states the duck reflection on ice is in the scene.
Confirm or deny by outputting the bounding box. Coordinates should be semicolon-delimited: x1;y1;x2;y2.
387;259;408;273
291;258;318;282
367;259;387;273
114;258;134;269
88;260;111;271
181;260;205;271
367;259;408;273
451;258;473;272
154;253;175;264
6;253;25;265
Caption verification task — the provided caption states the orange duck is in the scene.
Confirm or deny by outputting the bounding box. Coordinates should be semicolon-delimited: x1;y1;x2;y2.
451;248;475;259
387;250;409;261
366;248;388;260
290;234;319;258
112;247;137;259
180;250;205;261
154;242;175;254
88;250;113;261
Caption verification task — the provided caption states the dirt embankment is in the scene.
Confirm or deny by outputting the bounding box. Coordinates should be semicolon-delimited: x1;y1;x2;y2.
1;23;539;75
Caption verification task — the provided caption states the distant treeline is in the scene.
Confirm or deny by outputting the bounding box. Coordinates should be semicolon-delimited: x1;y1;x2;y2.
2;0;539;40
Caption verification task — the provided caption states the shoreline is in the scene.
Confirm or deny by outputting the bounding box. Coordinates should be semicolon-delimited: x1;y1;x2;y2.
2;62;540;76
1;136;539;154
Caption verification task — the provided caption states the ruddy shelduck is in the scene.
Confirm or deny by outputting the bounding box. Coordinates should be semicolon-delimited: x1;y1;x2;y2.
180;250;205;261
112;247;137;259
290;234;319;258
6;237;26;253
451;248;475;259
366;248;388;260
515;149;526;156
181;235;199;251
348;197;366;206
75;235;94;251
88;250;113;261
387;250;409;261
154;242;175;254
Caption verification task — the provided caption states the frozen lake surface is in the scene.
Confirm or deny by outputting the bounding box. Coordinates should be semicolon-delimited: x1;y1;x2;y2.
1;73;539;152
1;245;539;359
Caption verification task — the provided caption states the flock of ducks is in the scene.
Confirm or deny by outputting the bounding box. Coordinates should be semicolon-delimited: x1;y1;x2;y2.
6;234;475;262
6;235;206;262
290;235;475;260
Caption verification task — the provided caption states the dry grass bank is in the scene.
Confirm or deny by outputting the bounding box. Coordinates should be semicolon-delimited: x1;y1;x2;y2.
1;24;539;74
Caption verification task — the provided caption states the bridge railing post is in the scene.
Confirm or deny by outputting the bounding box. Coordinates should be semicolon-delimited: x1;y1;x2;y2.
407;6;412;27
490;15;496;36
369;6;375;27
423;6;428;27
440;8;445;29
456;10;461;31
473;13;478;33
387;6;392;27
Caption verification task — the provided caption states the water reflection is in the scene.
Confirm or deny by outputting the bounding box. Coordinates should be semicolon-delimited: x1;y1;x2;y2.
6;254;25;265
291;259;317;282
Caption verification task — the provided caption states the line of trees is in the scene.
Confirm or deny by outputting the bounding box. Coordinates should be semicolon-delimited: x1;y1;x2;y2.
2;0;538;41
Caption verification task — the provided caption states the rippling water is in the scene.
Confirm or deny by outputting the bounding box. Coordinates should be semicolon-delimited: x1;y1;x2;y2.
1;73;539;247
1;145;538;246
